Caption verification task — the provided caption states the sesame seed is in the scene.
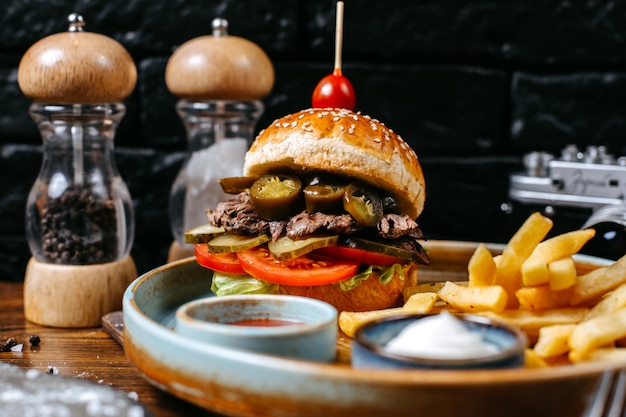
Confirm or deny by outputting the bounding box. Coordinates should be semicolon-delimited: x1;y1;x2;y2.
373;138;381;143
282;122;291;128
298;114;305;119
339;125;345;131
291;121;298;128
333;116;340;121
352;115;358;121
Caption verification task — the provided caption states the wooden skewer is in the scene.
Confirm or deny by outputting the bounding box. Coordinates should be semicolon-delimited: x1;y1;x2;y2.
334;1;344;72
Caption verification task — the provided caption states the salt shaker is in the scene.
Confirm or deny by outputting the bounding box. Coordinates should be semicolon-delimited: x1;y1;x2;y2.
165;18;274;261
18;14;138;327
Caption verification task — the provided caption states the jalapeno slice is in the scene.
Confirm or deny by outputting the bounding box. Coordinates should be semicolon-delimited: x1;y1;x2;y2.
219;176;258;194
343;182;383;227
250;174;303;220
303;184;346;213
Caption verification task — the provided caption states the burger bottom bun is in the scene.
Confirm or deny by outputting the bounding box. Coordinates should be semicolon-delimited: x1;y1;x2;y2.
278;263;418;313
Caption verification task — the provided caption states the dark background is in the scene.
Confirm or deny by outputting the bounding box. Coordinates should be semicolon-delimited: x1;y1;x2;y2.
2;0;626;282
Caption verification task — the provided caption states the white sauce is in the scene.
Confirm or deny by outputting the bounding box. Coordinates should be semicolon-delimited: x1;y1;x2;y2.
384;311;500;359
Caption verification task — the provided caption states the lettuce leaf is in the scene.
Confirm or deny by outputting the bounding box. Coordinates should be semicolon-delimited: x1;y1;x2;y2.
338;263;406;291
210;272;279;296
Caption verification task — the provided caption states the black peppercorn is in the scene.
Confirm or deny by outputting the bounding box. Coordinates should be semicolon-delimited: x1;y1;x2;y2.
40;187;119;265
29;335;41;346
1;337;17;352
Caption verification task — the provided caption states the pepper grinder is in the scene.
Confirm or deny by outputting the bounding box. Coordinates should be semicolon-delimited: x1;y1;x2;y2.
18;14;138;327
165;18;274;262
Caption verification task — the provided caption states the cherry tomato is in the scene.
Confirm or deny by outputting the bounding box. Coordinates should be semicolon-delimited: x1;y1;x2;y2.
313;245;404;267
194;244;246;274
236;245;359;286
312;68;356;111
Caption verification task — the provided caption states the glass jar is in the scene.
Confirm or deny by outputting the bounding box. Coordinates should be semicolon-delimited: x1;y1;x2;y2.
169;99;264;245
25;102;134;265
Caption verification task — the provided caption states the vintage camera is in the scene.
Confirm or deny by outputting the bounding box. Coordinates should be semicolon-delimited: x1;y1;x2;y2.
507;144;626;260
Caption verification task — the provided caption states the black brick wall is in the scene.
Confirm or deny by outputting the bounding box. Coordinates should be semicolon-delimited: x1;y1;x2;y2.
2;0;625;281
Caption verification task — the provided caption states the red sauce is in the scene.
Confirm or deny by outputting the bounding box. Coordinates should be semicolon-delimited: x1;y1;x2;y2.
229;318;304;327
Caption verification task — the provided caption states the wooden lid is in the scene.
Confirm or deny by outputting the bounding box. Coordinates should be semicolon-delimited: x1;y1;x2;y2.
165;18;274;100
17;14;137;103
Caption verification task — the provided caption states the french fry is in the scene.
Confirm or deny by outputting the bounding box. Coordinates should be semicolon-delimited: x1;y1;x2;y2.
584;283;626;321
521;229;596;287
339;308;404;337
533;324;576;358
524;348;549;368
571;253;626;305
468;243;496;286
494;212;553;308
547;257;577;291
571;347;626;364
403;292;438;312
338;292;438;337
438;281;508;313
515;285;573;311
569;307;626;360
478;308;588;339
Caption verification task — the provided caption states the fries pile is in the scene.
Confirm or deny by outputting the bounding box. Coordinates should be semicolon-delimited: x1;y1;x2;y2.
339;212;626;367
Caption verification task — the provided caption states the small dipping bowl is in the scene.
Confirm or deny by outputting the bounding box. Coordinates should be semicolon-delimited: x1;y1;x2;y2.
175;294;338;362
352;313;526;370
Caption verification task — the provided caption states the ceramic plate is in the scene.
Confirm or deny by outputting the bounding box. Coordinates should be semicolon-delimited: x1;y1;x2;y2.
123;240;621;417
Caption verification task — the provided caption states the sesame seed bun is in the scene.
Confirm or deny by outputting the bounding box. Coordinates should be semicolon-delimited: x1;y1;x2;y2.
243;108;426;219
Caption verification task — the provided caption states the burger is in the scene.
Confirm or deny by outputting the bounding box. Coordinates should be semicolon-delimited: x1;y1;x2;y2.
188;107;429;312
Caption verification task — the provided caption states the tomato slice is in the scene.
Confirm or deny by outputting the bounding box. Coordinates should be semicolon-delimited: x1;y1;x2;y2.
236;246;359;286
313;245;404;267
194;244;246;274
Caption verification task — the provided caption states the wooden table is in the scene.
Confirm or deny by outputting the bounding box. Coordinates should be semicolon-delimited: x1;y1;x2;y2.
0;281;219;417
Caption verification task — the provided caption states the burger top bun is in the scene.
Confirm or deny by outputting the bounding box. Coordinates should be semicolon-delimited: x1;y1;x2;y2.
243;108;426;219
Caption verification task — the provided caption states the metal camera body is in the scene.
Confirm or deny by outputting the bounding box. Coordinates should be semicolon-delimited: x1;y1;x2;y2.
508;144;626;260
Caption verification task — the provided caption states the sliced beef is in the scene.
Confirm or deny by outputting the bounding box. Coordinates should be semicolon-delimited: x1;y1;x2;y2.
378;214;424;239
206;192;427;261
268;221;287;241
206;192;270;235
285;212;360;239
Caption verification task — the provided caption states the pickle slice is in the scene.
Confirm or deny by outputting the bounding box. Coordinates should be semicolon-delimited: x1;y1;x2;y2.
184;224;226;244
207;233;270;253
342;237;416;261
268;235;339;261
